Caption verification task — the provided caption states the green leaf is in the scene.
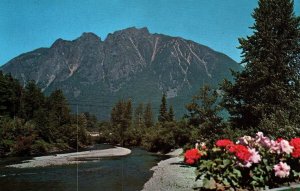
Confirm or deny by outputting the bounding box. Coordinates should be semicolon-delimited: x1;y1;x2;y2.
222;159;231;167
222;178;230;186
203;178;217;190
233;169;242;178
292;170;300;177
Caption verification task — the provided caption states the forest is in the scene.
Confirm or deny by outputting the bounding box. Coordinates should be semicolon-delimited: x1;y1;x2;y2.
0;73;89;156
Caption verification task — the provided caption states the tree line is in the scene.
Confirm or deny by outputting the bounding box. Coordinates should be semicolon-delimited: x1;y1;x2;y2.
97;94;188;153
98;0;300;151
0;72;90;157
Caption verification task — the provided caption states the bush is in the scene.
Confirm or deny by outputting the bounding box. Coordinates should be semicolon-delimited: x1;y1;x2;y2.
31;140;51;155
184;132;300;190
258;111;300;139
142;123;176;153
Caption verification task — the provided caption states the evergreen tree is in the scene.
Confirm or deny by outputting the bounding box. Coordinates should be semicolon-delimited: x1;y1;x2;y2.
110;99;132;132
185;85;224;144
134;103;144;128
111;100;124;126
168;105;175;121
222;0;300;128
47;89;71;127
144;102;154;128
158;94;168;122
83;112;98;130
186;85;223;128
22;80;45;120
125;99;133;127
0;72;23;118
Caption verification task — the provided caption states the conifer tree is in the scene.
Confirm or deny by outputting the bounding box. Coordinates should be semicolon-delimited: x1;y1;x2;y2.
111;99;132;131
0;72;22;118
22;80;45;120
47;89;71;127
168;105;174;122
134;103;144;128
186;85;222;128
222;0;300;128
125;99;132;127
144;102;154;128
158;94;168;122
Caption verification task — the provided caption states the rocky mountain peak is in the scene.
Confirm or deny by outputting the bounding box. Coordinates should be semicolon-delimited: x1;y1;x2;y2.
51;38;68;48
1;27;240;119
77;32;102;42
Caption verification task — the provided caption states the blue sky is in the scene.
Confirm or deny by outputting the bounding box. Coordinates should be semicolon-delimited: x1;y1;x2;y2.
0;0;299;65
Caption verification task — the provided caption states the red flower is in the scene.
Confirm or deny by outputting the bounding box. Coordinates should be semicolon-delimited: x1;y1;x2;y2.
228;144;251;162
216;139;234;148
290;138;300;158
184;149;201;165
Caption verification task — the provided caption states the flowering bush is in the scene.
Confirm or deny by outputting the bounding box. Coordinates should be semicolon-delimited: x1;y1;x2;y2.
184;132;300;190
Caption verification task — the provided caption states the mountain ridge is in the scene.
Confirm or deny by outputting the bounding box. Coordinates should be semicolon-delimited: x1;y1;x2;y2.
1;27;240;119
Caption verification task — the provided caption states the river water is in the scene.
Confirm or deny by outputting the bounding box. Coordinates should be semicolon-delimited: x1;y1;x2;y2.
0;145;168;191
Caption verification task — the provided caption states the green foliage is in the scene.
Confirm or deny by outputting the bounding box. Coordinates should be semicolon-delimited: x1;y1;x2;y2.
0;74;90;157
197;157;243;190
47;89;71;127
22;80;45;120
168;105;174;122
31;140;51;155
97;100;192;153
141;122;176;153
257;111;300;139
134;103;144;128
123;126;144;146
158;93;169;122
222;0;300;129
83;112;98;131
111;99;132;132
185;85;225;146
143;102;154;128
0;72;22;118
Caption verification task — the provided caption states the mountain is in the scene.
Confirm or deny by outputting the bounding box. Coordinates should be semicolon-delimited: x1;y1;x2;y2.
1;27;240;119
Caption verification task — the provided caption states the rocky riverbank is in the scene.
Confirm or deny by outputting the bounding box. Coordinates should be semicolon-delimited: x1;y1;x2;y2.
142;149;201;191
7;147;131;168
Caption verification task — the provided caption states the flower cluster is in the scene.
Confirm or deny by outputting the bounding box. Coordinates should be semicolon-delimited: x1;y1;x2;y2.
216;139;260;166
228;144;251;162
184;148;201;165
215;139;233;148
186;132;300;190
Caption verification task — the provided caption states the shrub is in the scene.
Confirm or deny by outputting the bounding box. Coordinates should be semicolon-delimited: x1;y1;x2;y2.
184;132;300;190
31;140;51;155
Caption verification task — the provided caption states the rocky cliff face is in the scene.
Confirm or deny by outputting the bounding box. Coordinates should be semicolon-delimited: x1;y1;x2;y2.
1;27;240;119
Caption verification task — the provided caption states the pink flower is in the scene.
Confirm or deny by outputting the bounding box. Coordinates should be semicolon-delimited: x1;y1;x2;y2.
255;132;271;148
279;140;293;154
270;140;280;153
270;139;294;154
274;162;290;178
238;148;261;168
237;136;254;146
248;148;261;163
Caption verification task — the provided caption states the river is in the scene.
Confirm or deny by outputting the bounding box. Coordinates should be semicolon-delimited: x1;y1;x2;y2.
0;145;168;191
